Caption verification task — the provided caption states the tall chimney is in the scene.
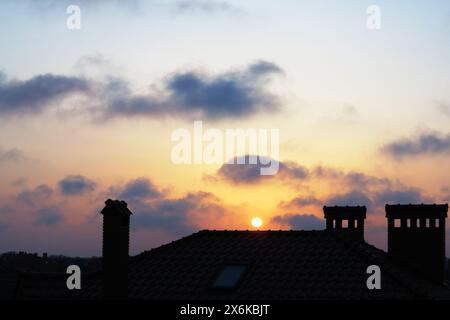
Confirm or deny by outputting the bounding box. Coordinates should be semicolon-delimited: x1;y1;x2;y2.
324;206;366;242
100;199;132;299
386;204;448;284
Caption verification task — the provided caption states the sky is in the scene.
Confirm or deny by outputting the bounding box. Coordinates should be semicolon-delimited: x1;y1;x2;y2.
0;0;450;256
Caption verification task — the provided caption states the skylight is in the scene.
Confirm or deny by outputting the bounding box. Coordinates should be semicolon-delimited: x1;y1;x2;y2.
212;265;248;288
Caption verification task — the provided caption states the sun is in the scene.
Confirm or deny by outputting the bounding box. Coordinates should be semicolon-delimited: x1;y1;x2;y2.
251;217;263;229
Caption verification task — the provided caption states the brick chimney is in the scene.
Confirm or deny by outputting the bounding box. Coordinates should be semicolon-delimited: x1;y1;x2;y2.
386;204;448;284
100;199;132;299
324;206;367;241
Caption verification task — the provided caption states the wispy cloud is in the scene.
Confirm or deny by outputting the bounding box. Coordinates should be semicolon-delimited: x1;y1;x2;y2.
17;184;53;206
0;146;26;163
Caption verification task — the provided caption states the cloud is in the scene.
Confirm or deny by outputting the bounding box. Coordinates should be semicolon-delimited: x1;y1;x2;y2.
34;207;64;226
17;184;53;206
0;61;283;121
342;172;392;190
326;191;372;207
271;214;324;230
382;133;450;158
58;175;96;196
374;188;424;205
0;146;26;163
101;60;283;120
214;157;392;190
215;155;307;184
130;191;224;235
118;178;163;201
0;73;91;116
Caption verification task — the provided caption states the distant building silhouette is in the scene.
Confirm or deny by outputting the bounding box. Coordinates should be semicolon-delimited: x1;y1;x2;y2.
0;200;449;300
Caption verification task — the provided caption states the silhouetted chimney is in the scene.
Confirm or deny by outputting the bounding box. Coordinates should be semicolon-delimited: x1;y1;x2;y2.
386;204;448;284
324;206;366;242
100;199;132;299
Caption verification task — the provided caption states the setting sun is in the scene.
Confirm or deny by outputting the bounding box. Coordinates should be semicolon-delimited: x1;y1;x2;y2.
251;217;263;229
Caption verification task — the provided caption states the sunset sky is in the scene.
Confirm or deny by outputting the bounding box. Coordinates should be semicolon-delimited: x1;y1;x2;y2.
0;0;450;256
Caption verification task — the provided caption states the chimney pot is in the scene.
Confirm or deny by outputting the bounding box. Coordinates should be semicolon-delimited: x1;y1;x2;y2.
323;206;367;242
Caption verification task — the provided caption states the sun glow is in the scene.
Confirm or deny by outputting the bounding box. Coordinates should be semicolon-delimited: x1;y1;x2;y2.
251;217;263;229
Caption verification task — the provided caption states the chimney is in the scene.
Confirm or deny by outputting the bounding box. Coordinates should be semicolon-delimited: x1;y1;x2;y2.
100;199;132;299
386;204;448;284
324;206;366;242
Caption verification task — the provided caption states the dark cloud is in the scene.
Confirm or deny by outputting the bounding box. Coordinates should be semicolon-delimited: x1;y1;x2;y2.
0;61;282;120
131;191;223;235
58;175;96;196
326;191;372;207
271;214;324;230
0;146;26;163
17;185;53;206
374;188;424;205
34;207;64;226
215;155;307;184
382;133;450;158
118;178;163;201
101;60;283;120
0;74;91;116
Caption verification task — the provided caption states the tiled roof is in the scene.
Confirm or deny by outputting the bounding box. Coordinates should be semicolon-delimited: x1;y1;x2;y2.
127;230;447;300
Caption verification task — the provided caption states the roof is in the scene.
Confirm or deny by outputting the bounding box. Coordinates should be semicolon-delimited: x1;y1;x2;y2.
386;204;449;219
127;230;447;300
3;230;450;300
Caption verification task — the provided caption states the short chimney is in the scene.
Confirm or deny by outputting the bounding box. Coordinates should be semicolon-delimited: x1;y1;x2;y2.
324;206;366;242
100;199;132;299
386;204;448;284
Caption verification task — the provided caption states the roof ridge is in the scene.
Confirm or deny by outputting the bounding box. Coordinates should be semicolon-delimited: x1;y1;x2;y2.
134;229;327;259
